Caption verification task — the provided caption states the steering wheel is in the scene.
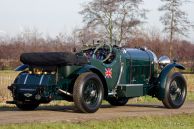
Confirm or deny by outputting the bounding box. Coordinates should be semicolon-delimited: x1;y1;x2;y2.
92;43;113;63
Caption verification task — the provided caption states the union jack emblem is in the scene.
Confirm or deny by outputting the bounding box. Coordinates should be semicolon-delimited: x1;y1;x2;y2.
105;68;112;78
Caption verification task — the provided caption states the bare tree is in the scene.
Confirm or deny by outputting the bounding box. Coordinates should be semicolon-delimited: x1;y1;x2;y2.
80;0;146;45
159;0;193;58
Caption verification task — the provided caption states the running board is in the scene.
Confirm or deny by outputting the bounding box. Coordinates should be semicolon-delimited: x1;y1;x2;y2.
109;84;144;97
117;84;144;97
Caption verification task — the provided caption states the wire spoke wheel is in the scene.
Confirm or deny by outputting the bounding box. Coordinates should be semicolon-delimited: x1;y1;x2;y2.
83;80;99;107
73;72;104;113
169;79;186;106
162;72;187;109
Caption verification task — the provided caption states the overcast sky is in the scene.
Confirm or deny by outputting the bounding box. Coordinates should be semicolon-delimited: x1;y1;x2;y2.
0;0;193;41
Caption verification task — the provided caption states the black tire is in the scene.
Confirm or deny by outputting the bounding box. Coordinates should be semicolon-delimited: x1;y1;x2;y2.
162;72;187;109
107;97;129;106
73;72;104;113
16;103;39;111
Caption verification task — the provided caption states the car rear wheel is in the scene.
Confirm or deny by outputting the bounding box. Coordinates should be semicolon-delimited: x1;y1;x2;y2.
16;103;39;111
162;72;187;109
73;72;104;113
107;97;129;106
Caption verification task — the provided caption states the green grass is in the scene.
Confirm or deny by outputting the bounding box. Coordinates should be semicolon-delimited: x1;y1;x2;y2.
187;92;194;101
0;71;19;99
134;91;194;103
1;113;194;129
184;74;194;92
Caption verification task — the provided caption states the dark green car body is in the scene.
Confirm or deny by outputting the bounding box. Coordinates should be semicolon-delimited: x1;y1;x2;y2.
7;44;187;113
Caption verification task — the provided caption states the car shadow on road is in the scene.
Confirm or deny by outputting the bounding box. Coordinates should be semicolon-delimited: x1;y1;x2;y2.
0;103;164;113
101;103;164;109
0;106;74;112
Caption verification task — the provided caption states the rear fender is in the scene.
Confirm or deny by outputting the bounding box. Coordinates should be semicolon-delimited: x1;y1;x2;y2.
157;63;185;100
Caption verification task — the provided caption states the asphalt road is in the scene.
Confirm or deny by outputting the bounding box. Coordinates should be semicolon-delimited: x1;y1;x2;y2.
0;102;194;125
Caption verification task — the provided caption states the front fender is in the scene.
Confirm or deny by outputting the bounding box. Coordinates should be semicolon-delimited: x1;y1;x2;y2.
75;64;108;99
157;63;185;100
75;65;101;74
76;65;106;85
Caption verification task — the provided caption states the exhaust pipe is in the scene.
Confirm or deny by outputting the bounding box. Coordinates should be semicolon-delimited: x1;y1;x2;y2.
57;88;72;96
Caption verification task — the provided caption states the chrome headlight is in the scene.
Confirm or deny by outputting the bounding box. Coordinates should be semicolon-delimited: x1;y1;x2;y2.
158;56;171;69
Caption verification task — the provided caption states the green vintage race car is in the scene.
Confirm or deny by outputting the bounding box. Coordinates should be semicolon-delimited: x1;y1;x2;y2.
7;43;187;113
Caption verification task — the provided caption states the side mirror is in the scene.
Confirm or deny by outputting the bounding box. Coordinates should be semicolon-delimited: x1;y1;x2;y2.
158;56;171;69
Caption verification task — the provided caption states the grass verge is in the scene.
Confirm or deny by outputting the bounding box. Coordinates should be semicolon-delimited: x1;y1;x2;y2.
1;113;194;129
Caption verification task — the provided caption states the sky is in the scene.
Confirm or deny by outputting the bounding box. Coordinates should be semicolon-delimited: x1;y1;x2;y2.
0;0;194;41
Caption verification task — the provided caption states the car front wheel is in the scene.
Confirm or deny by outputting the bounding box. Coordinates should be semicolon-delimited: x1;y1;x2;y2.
162;72;187;109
